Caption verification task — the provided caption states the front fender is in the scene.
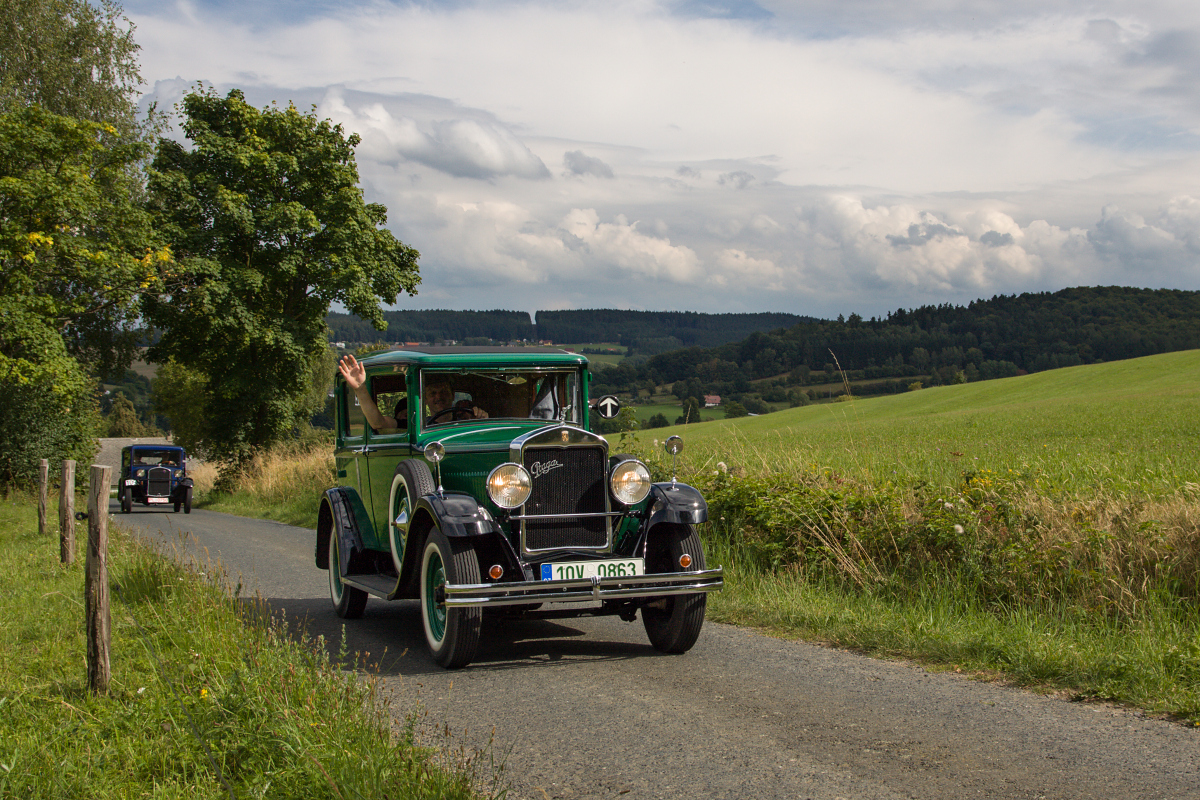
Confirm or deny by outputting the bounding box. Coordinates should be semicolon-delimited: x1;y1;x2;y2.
413;492;501;538
646;482;709;528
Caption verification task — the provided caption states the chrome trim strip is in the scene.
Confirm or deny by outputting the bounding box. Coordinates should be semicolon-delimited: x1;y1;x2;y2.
443;567;724;607
509;510;624;520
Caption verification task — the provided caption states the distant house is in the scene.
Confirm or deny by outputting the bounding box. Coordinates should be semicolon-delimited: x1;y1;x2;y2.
704;395;721;407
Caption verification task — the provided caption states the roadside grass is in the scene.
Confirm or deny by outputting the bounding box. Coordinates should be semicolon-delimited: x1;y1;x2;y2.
704;536;1200;722
0;495;497;799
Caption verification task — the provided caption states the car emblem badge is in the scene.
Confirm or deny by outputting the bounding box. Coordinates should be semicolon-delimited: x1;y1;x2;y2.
561;430;569;442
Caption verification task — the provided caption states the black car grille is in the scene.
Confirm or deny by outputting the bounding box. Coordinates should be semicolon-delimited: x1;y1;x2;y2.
522;446;608;551
147;467;171;498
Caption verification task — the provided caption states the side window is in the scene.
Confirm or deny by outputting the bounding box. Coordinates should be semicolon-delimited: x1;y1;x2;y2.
343;387;365;439
370;374;409;434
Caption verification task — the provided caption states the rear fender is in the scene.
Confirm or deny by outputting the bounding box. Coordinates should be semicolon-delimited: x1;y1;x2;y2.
316;487;373;575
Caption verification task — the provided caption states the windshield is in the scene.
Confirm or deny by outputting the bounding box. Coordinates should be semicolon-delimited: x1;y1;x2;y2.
420;368;581;428
132;449;183;466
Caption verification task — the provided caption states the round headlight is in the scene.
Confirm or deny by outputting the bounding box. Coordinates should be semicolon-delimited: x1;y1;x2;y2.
486;463;532;509
610;459;652;505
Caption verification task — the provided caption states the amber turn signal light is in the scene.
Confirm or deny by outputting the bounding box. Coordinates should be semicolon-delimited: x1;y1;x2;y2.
679;554;693;569
489;564;504;580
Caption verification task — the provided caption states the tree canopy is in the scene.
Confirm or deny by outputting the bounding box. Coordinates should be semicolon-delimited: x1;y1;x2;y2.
0;106;164;484
144;88;421;465
0;0;144;140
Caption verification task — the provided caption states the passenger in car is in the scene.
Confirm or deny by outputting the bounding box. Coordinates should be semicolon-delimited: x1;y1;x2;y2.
337;354;486;430
338;354;407;431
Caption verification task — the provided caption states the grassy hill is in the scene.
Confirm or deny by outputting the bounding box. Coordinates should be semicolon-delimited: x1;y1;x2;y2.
631;349;1200;497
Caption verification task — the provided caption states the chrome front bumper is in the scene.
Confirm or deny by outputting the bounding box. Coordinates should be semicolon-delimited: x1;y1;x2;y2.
444;567;724;608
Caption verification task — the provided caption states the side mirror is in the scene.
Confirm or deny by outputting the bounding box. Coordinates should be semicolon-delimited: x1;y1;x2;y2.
424;441;446;496
664;436;683;485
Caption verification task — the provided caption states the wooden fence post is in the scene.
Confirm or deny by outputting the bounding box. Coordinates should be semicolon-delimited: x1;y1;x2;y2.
59;460;76;565
86;464;112;695
38;458;49;535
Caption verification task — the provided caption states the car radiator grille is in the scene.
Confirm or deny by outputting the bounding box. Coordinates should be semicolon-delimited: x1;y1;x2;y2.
147;467;171;498
522;446;608;551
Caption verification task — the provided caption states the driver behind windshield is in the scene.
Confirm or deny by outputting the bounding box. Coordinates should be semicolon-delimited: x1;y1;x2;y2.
425;379;487;423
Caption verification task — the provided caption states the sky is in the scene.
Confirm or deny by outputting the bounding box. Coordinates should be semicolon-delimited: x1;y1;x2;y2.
124;0;1200;320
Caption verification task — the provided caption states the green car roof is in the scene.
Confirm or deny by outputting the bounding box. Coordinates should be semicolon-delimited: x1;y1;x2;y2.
359;346;588;368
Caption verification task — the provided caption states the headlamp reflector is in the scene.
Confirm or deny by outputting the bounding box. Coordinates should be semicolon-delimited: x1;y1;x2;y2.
486;463;532;509
610;459;652;505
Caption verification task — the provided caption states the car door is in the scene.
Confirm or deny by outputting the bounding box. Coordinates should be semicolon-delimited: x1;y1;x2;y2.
364;369;413;552
334;382;373;535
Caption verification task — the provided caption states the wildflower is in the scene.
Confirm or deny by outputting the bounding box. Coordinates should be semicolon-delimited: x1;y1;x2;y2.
954;524;964;534
716;462;728;473
200;688;208;698
944;502;953;510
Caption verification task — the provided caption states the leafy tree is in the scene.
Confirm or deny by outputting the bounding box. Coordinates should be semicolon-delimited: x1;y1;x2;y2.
1;0;145;140
0;301;98;485
151;358;208;457
675;396;702;425
644;412;670;429
144;88;421;468
0;106;163;486
1;105;163;378
723;401;747;419
105;392;152;436
597;406;639;435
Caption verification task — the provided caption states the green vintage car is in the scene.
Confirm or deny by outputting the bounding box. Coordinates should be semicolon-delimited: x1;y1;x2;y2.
317;346;722;668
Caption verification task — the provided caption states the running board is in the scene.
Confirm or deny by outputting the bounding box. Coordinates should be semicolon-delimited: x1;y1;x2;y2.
341;574;400;600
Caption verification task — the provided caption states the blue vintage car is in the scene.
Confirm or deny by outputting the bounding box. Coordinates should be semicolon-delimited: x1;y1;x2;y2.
119;444;193;513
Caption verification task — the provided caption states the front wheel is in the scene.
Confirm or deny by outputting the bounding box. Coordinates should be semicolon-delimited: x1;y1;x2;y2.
420;529;482;669
642;523;708;654
183;487;192;514
328;533;368;619
120;486;132;514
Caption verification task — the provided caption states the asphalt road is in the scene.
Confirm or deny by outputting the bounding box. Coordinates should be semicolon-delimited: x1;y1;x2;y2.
116;502;1200;800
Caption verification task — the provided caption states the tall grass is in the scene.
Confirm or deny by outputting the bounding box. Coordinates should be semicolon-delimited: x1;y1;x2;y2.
0;494;498;798
193;445;335;528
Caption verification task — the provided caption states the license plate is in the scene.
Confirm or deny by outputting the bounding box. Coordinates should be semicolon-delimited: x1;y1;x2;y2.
147;497;169;504
540;558;644;581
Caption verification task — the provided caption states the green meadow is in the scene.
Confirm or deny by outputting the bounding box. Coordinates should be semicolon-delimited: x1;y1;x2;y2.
639;349;1200;497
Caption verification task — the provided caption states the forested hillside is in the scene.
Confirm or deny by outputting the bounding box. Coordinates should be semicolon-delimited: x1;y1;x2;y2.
534;310;812;350
327;289;1200;418
325;308;811;353
645;286;1200;388
327;309;535;344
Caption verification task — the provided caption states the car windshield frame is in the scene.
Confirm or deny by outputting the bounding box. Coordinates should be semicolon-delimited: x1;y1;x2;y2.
418;366;582;431
130;448;184;467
